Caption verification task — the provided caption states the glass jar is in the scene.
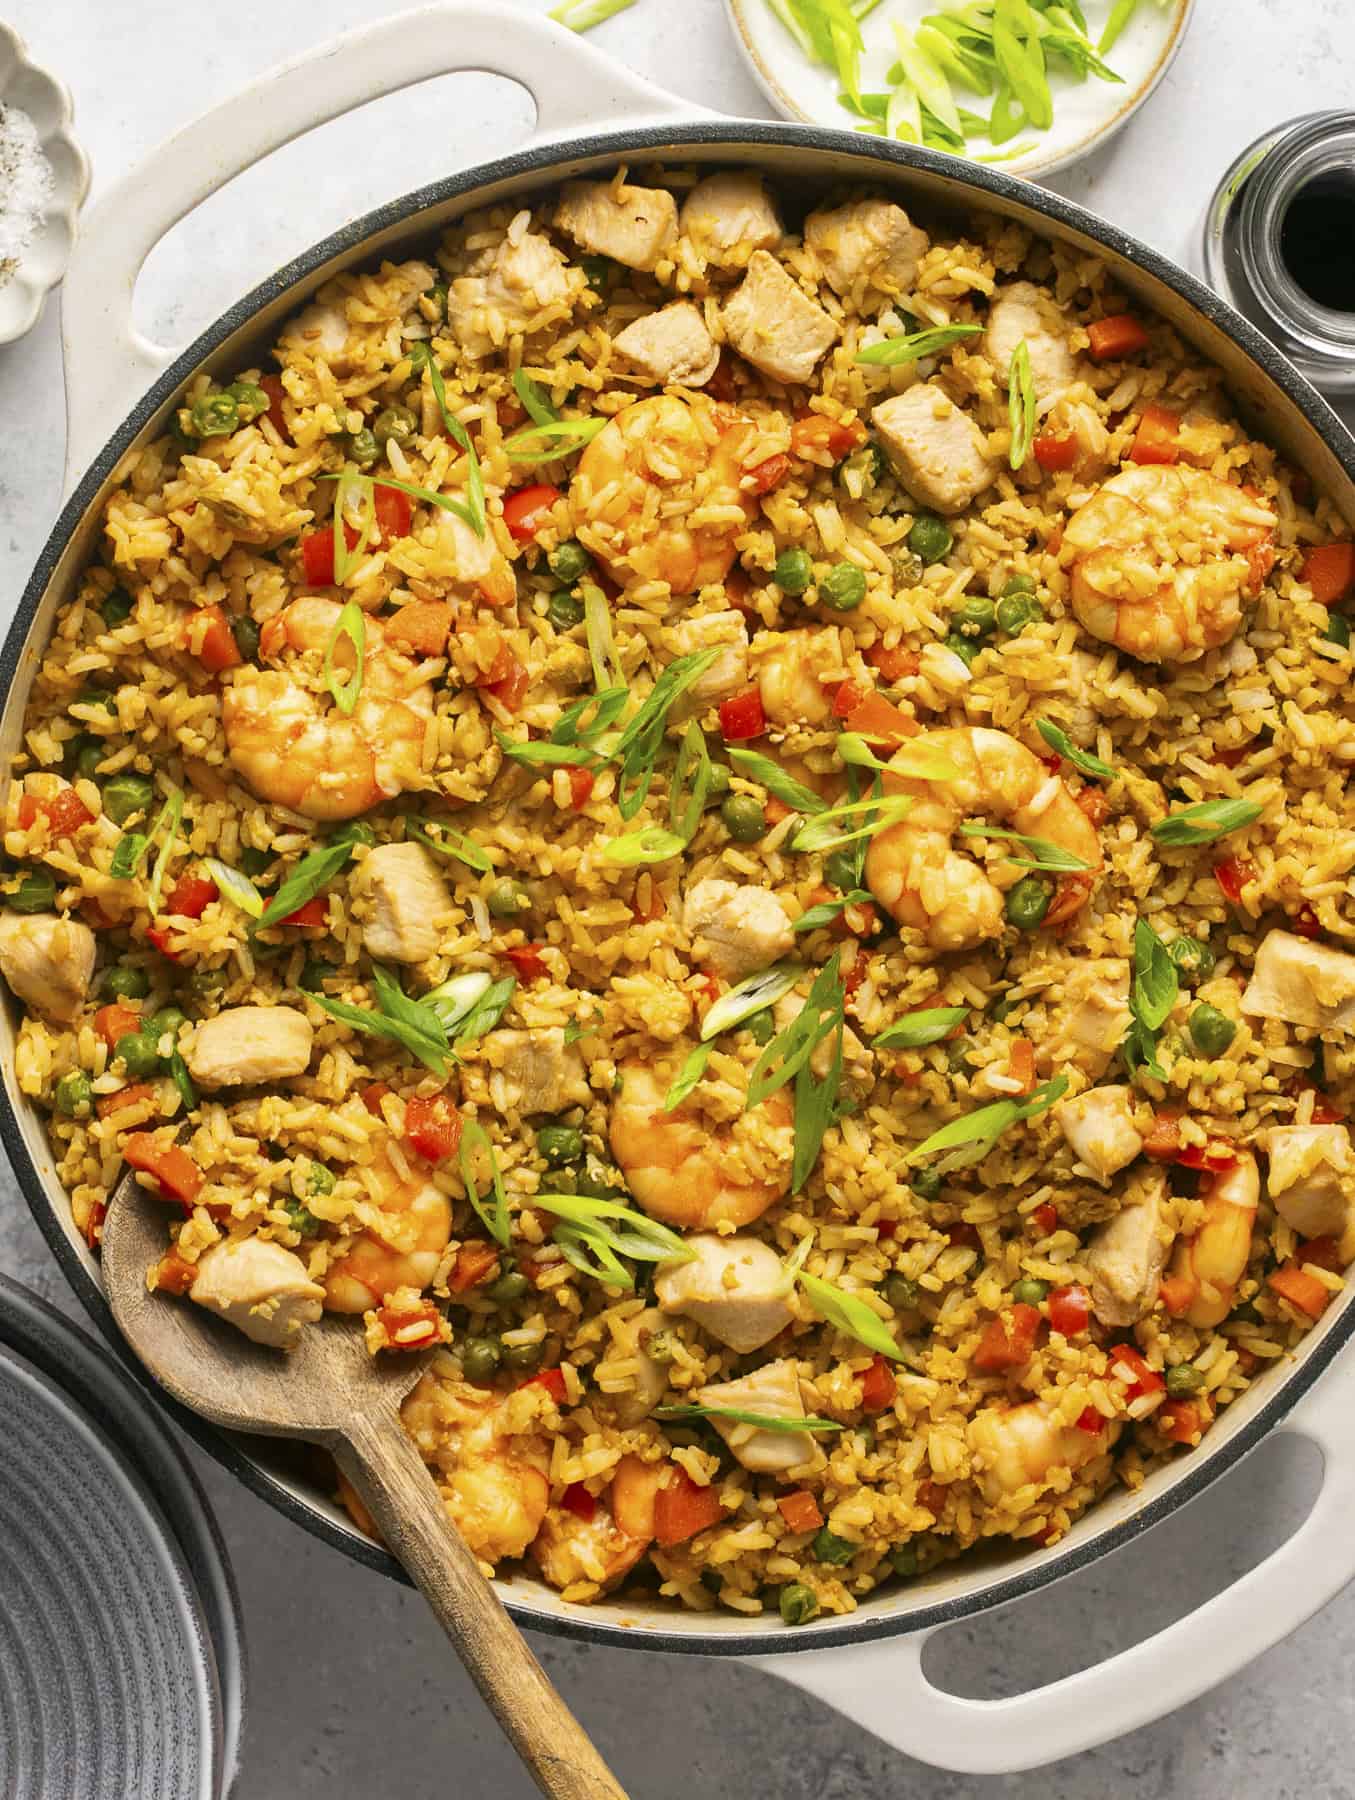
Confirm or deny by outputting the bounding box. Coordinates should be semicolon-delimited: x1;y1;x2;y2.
1202;111;1355;394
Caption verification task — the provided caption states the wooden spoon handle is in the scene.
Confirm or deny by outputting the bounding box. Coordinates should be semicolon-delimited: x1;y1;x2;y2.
334;1414;628;1800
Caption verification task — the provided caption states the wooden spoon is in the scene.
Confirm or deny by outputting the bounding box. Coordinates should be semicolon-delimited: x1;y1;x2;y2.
99;1166;627;1800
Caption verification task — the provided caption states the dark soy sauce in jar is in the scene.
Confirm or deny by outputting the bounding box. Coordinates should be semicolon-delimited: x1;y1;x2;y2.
1279;169;1355;311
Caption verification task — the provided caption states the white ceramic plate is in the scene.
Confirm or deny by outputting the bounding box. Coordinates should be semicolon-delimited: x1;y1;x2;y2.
0;22;90;345
725;0;1194;181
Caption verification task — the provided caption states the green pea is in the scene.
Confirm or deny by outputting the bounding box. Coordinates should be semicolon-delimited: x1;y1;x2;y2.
779;1583;819;1626
115;1031;162;1079
54;1070;94;1118
487;878;532;919
720;793;767;843
840;443;886;494
423;280;449;321
299;958;338;993
538;1167;581;1195
891;546;924;588
951;595;996;639
743;1009;775;1046
995;592;1043;635
4;870;56;913
882;1272;920;1311
100;966;151;1002
1006;875;1053;930
1230;1300;1263;1325
574;1159;622;1201
538;1124;584;1166
1000;573;1037;598
1165;1363;1206;1398
643;1328;679;1365
547;588;585;631
308;1162;337;1196
189;393;240;438
889;1543;919;1578
773;547;813;595
76;686;117;715
346;426;380;468
226;381;269;423
812;1527;857;1566
144;1007;188;1046
1169;935;1216;986
1012;1277;1049;1305
461;1336;502;1384
910;1167;942;1201
908;513;952;566
231;615;261;664
704;762;731;803
502;1340;542;1372
548;540;591;584
486;1269;530;1302
284;1199;319;1236
187;965;229;999
330;820;377;853
942;633;979;668
102;773;156;827
819;562;867;612
581;255;615;293
72;739;105;781
822;849;856;892
100;587;135;627
373;405;417;447
1189;1003;1237;1059
239;846;274;878
1324;612;1352;649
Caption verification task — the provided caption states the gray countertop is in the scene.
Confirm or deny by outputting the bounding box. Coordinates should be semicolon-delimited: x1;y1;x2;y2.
3;1;1355;1792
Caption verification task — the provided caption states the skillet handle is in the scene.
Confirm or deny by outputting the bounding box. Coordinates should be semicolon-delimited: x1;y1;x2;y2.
58;0;698;491
749;1359;1355;1775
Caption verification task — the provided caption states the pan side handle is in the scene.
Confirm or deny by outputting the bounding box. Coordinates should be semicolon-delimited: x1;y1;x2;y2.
747;1359;1355;1774
59;1;698;490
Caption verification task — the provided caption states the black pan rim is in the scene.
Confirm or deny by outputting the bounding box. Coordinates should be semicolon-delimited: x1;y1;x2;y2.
10;116;1355;1660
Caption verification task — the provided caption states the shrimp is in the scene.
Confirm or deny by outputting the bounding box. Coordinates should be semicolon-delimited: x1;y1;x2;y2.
1062;466;1277;663
322;1157;452;1313
969;1399;1119;1506
529;1455;663;1594
755;629;837;727
570;394;756;595
1164;1151;1260;1328
865;727;1103;952
609;1060;794;1229
403;1373;550;1563
222;596;434;821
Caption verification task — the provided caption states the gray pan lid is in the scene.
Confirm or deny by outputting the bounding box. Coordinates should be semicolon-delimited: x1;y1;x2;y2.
0;1276;244;1798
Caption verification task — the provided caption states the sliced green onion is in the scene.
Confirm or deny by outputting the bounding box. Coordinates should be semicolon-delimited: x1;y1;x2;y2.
550;687;630;748
664;1042;712;1111
458;1117;512;1248
612;650;722;764
873;1006;970;1050
496;734;602;769
420;971;491;1032
598;826;687;866
371;963;455;1063
408;342;486;538
796;1266;911;1362
992;0;1053;129
168;1049;197;1113
856;324;981;368
885;79;922;144
791;794;912;855
202;858;264;920
257;842;354;929
1150;797;1264;848
669;722;713;845
583;580;621;694
535;1192;694;1289
655;1404;842;1434
1122;914;1178;1081
453;975;517;1044
836;734;960;784
548;0;638;29
792;1013;843;1192
1007;338;1037;471
1036;719;1114;781
511;368;560;428
957;822;1092;872
908;1074;1068;1169
405;818;492;874
110;832;149;881
310;993;452;1075
146;792;184;919
727;748;828;816
320;468;483;541
891;20;963;138
504;418;609;465
331;467;375;584
702;962;805;1041
793;890;874;933
1098;0;1138;53
323;600;366;718
747;955;844;1111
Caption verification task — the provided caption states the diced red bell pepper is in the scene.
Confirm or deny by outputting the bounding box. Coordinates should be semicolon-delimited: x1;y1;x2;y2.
972;1303;1042;1372
360;1082;391;1118
1214;855;1254;903
146;924;182;961
865;643;920;682
404;1091;463;1164
386;600;453;656
1268;1260;1332;1320
1030;1201;1059;1237
150;1246;198;1294
843;690;920;744
567;766;595;811
503;483;561;544
1128;403;1181;466
776;1490;824;1534
876;1219;899;1240
832;679;868;720
917;1480;947;1516
372;482;412;543
1302;541;1355;606
790;413;867;460
746;453;791;495
94;1003;141;1048
1086;313;1150;360
718;688;766;742
376;1297;443;1350
300;525;358;586
279;896;328;929
859;1354;896;1413
1293;903;1321;940
19;789;94;837
190;604;243;673
1107;1342;1165;1400
561;1482;598;1523
503;943;549;982
1142;1110;1182;1161
165;871;218;919
449;1241;500;1294
124;1133;204;1207
1044;871;1096;930
653;1469;724;1547
1047;1283;1091;1337
1074;1405;1105;1435
482;646;530;714
96;1083;157;1121
1175;1139;1240;1172
521;1366;567;1403
1298;1235;1343;1273
1033;433;1079;472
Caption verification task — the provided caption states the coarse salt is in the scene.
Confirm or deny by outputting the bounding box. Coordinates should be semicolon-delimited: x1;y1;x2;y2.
0;103;54;286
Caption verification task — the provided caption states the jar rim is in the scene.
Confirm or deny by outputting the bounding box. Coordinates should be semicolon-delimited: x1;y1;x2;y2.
1236;112;1355;359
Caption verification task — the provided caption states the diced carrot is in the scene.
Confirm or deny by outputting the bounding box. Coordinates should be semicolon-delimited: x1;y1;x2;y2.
1158;1274;1196;1318
146;924;182;961
1076;787;1109;828
746;453;791;495
94;1003;141;1048
521;1366;567;1403
865;643;920;682
832;679;867;719
1175;1139;1240;1173
95;1083;157;1121
1047;1283;1090;1337
972;1303;1042;1372
190;604;243;673
1033;433;1079;472
503;943;549;982
503;483;561;544
1007;1037;1036;1095
361;1082;391;1117
790;413;866;460
482;647;531;714
1301;541;1355;606
1159;1400;1205;1445
917;1480;947;1516
843;690;920;744
1142;1110;1182;1161
449;1241;500;1293
1044;871;1095;929
1268;1261;1332;1320
718;689;766;742
1128;403;1181;467
258;375;289;439
279;896;327;929
859;1354;896;1413
1214;855;1254;903
150;1247;197;1295
124;1133;204;1207
165;871;217;919
764;795;794;827
567;766;595;811
376;1297;443;1350
653;1469;724;1547
1086;313;1150;360
405;1091;463;1163
372;483;412;543
386;601;453;656
776;1489;824;1534
82;1200;107;1251
1030;1201;1058;1237
561;1481;598;1523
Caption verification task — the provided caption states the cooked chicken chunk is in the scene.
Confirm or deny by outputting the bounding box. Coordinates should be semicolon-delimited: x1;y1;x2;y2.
984;281;1077;401
0;913;95;1024
602;1306;671;1427
359;842;451;965
1264;1124;1355;1258
669;611;749;707
189;1237;325;1349
682;878;794;980
484;1027;588;1115
1055;1085;1144;1184
556;179;678;272
871;384;997;515
449;228;576;358
694;1359;815;1474
613;301;720;388
679;172;782;267
805;197;928;299
1049;958;1133;1080
721;250;838;387
186;1006;314;1088
655;1233;794;1352
1086;1170;1172;1328
1242;931;1355;1033
281;301;352;370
